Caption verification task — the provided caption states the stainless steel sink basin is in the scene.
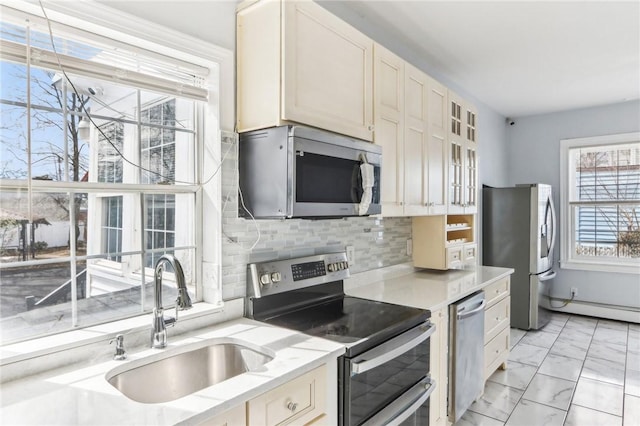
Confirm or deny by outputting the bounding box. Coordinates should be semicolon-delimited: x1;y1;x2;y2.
106;339;274;403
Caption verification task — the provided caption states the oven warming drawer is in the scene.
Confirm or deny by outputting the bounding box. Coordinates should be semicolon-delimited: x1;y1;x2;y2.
340;320;435;426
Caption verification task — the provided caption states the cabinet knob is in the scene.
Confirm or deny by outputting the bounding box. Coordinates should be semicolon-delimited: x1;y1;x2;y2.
287;401;298;412
368;125;374;131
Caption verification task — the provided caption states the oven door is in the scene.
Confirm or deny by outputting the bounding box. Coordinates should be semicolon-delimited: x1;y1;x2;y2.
292;136;381;217
340;321;435;426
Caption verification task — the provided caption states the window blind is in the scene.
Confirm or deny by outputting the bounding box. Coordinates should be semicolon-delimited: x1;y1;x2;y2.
0;9;210;102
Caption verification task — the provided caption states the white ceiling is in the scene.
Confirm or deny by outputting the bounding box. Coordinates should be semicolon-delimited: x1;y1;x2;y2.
329;1;640;118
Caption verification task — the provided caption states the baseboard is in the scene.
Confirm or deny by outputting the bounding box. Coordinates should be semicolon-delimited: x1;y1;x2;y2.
548;298;640;323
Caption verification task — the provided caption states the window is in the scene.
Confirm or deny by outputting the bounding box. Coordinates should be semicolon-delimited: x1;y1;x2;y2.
560;133;640;274
0;3;222;344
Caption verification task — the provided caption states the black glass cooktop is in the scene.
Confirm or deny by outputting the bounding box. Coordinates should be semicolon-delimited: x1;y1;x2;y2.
260;294;429;356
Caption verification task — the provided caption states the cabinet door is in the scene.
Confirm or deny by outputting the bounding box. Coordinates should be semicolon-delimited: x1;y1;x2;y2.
199;404;246;426
403;62;429;216
429;307;449;426
283;1;373;141
426;77;448;215
248;365;326;426
236;0;281;132
463;101;478;214
447;91;465;214
374;43;405;216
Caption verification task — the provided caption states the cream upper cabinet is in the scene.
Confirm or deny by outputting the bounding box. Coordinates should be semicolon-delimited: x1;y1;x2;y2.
426;75;449;215
237;0;374;141
447;91;478;214
403;62;429;216
375;47;449;217
374;43;405;216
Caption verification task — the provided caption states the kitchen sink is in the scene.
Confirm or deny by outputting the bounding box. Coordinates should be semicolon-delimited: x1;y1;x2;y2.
105;339;274;403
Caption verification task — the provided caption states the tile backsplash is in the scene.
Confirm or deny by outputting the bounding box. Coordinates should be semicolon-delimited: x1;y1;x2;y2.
220;134;412;300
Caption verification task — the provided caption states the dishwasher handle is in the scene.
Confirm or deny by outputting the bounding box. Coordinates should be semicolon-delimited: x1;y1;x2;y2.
457;299;486;320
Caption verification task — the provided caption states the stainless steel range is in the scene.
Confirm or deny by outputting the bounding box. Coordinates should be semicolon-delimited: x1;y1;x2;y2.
245;252;436;426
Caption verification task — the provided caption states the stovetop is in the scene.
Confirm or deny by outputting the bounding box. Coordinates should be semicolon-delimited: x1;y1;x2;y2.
252;286;429;356
245;252;430;357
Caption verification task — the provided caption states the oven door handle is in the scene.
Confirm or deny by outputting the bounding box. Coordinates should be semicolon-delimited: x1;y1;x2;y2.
362;377;436;426
351;321;434;375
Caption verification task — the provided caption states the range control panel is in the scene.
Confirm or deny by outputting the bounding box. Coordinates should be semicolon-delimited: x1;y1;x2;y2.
247;252;350;298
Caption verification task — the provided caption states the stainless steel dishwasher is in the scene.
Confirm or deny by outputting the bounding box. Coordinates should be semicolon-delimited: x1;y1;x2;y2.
449;290;486;422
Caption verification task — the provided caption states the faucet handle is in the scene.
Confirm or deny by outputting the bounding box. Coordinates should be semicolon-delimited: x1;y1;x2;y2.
165;314;177;328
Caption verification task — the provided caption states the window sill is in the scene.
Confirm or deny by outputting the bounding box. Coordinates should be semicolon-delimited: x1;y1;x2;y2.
560;259;640;275
0;299;243;383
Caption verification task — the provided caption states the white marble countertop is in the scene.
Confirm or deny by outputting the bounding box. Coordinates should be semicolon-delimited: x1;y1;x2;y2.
345;265;514;312
0;318;345;426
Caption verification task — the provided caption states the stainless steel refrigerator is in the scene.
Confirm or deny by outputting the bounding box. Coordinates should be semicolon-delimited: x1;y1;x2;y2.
483;184;557;330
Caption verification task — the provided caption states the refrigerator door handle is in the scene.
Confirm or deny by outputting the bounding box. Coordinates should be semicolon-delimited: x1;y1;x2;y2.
547;196;557;256
538;270;556;282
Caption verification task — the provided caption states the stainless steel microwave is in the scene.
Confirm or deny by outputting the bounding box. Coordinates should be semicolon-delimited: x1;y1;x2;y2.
238;125;382;219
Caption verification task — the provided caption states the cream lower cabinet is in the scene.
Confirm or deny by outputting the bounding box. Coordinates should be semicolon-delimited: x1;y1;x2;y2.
200;365;327;426
429;307;449;426
248;365;327;426
199;404;246;426
483;276;511;381
237;0;373;141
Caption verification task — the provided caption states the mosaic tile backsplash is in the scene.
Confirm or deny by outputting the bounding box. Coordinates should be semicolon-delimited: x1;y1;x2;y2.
220;134;413;300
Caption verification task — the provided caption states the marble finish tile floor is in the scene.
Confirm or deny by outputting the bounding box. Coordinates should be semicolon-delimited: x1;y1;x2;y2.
455;313;639;426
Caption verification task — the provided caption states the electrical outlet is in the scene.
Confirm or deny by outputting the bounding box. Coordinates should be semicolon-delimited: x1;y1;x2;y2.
346;245;355;266
571;287;578;298
406;239;413;256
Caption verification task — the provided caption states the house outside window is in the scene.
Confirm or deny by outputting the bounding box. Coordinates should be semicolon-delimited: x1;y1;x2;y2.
0;3;221;344
560;133;640;274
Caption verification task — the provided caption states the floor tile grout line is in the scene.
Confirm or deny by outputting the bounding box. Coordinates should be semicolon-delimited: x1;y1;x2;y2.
503;316;568;425
463;314;636;425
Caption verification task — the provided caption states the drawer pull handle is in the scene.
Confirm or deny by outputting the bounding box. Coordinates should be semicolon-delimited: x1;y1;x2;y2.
287;401;298;412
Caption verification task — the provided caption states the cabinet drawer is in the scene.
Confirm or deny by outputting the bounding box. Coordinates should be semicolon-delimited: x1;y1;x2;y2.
484;296;510;343
463;243;477;263
484;326;509;380
248;365;326;426
446;246;463;268
484;276;510;308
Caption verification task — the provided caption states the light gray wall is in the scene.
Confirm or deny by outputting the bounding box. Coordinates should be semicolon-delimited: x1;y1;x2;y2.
506;100;640;309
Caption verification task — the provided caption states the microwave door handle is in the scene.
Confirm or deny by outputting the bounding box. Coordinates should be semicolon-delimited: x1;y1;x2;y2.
362;377;436;426
351;321;435;375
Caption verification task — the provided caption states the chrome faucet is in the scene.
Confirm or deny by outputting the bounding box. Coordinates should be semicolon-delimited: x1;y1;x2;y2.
151;255;193;349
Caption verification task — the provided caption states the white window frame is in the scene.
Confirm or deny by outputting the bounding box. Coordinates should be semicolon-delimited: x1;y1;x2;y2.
560;132;640;274
0;1;232;347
